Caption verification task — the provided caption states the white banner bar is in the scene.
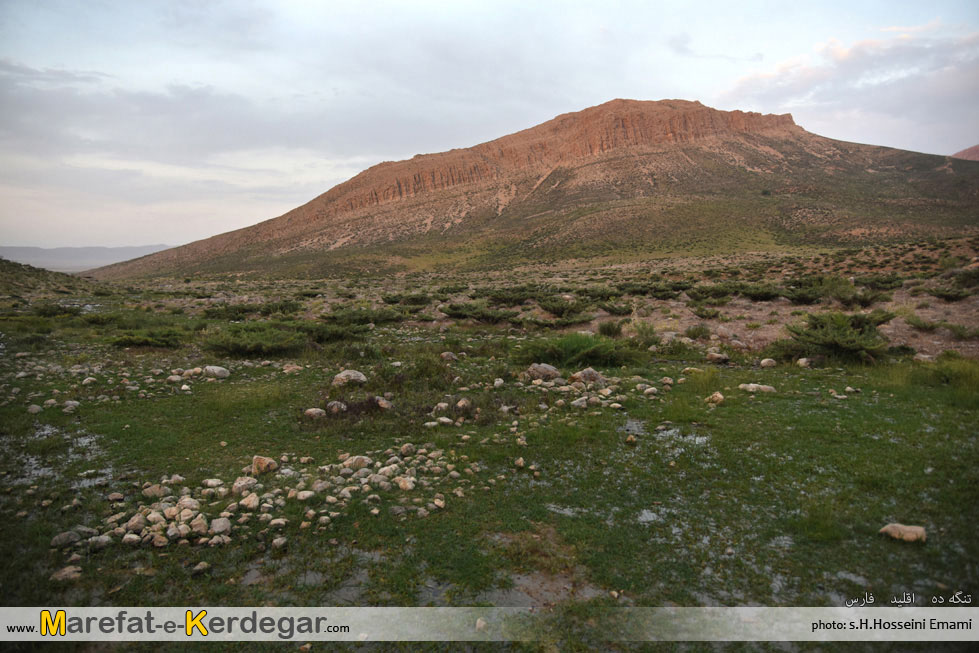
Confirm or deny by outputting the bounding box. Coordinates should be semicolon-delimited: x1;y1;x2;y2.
0;607;975;642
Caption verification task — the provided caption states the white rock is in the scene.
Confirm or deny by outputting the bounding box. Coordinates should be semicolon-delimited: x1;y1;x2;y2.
204;366;230;379
738;383;776;393
27;404;42;414
304;408;326;419
210;517;232;535
760;358;777;368
332;369;367;386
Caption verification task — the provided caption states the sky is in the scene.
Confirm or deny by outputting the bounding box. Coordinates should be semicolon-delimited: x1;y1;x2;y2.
1;0;977;248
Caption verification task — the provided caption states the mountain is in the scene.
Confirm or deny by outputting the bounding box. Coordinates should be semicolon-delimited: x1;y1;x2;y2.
1;245;171;273
952;145;979;161
89;99;979;279
0;257;103;298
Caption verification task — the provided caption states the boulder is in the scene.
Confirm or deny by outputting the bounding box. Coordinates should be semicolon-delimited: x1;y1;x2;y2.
526;363;560;381
204;366;230;379
332;370;367;386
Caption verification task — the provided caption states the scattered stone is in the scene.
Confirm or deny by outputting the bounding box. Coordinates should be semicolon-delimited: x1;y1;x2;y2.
282;364;303;374
570;367;605;386
526;363;561;381
706;352;729;364
210;517;232;535
27;404;42;414
50;566;82;582
296;491;315;501
192;561;210;576
514;457;525;468
332;369;367;386
879;523;927;543
51;531;81;548
124;514;146;532
304;408;326;419
375;397;394;410
272;537;287;549
705;392;725;405
142;484;166;499
738;383;776;393
204;366;230;379
252;456;278;475
796;358;811;368
240;493;260;510
760;358;777;368
326;401;347;414
121;533;141;546
440;351;458;362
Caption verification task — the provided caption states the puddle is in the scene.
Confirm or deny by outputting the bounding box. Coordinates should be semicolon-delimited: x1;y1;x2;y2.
7;425;113;488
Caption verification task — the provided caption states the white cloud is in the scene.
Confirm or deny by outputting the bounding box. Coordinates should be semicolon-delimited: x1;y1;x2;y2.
720;30;979;154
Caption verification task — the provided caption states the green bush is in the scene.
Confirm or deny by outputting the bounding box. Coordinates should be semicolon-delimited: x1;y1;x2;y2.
598;320;624;338
538;296;589;318
598;301;633;316
690;305;720;320
321;307;404;325
785;310;895;362
517;333;637;368
204;323;306;356
203;303;259;320
738;283;782;301
32;303;81;317
855;274;903;290
440;303;518;324
112;328;184;349
684;323;711;340
259;300;302;315
928;287;971;302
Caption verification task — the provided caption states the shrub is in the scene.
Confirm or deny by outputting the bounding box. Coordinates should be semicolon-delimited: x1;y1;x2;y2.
538;296;589;318
599;301;633;316
517;333;637;368
440;303;518;324
738;283;782;301
684;323;711;340
631;322;660;349
928;287;971;302
690;305;720;320
204;323;306;356
32;303;81;317
321;307;404;325
112;328;184;349
784;310;895;362
855;274;903;291
259;300;302;315
598;320;624;338
203;303;259;320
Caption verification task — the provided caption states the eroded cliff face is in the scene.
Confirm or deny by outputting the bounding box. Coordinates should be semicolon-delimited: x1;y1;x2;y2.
90;99;814;278
306;99;798;215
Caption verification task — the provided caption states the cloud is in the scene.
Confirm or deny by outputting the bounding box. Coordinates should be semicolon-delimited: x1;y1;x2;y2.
880;18;941;34
667;33;763;63
720;30;979;153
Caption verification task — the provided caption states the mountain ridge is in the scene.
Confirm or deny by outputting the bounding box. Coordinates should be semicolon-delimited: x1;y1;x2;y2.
89;99;979;279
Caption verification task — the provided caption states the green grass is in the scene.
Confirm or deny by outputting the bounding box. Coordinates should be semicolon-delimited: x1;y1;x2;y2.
1;256;977;648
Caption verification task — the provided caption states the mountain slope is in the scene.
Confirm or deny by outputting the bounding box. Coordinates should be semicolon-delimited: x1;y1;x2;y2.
0;245;171;273
90;99;979;279
953;145;979;161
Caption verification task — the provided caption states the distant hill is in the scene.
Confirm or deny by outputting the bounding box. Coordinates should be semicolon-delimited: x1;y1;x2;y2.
89;99;979;279
0;257;103;299
952;145;979;161
0;245;171;273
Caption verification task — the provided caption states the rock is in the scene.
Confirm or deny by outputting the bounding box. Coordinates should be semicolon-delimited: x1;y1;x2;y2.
570;396;588;408
204;366;230;379
526;363;561;381
476;617;487;632
514;457;525;468
252;455;278;475
705;392;725;405
375;397;394;411
190;514;209;535
210;517;232;535
738;383;776;393
393;476;416;491
272;537;287;549
570;367;606;386
51;531;81;548
177;496;201;511
332;369;367;386
879;523;926;543
27;404;42;414
796;358;811;368
240;493;260;510
760;358;777;368
344;455;372;471
494;378;505;388
455;397;472;411
124;514;146;532
400;443;416;456
232;476;258;495
326;401;347;414
440;351;458;361
151;533;169;548
296;491;315;501
87;535;112;550
142;484;166;499
304;408;326;419
625;434;637;445
50;566;82;582
643;387;659;396
202;478;224;488
282;364;303;374
706;352;729;364
121;533;141;546
192;561;210;576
